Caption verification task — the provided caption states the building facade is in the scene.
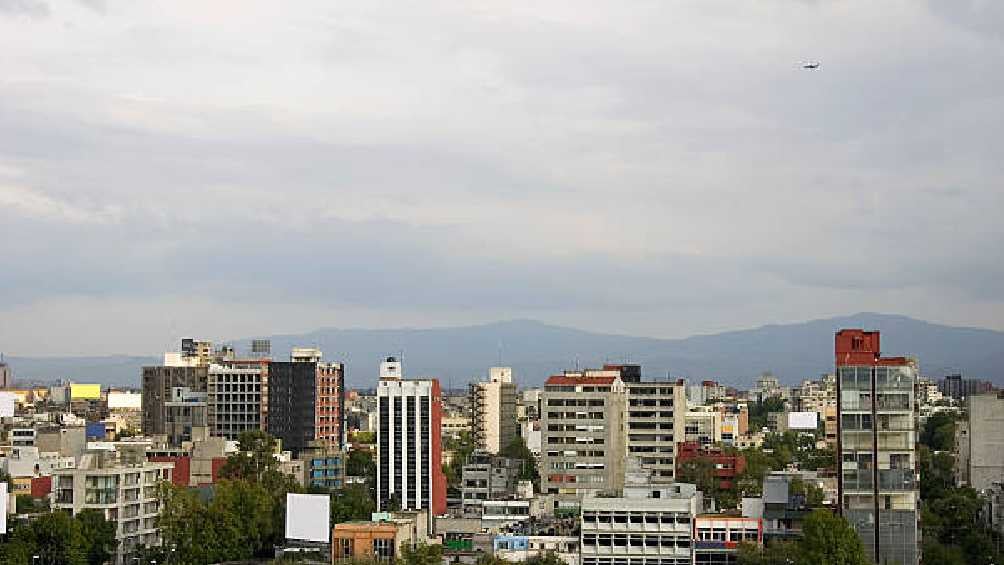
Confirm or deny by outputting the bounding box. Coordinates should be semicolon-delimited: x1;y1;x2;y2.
962;392;1004;492
470;367;518;454
580;463;701;565
625;380;687;481
460;450;523;511
376;362;447;527
540;370;627;512
835;329;919;565
267;349;345;456
141;365;208;441
207;360;268;440
52;451;174;563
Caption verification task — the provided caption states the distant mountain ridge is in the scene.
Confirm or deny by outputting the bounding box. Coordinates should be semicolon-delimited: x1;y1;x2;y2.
6;313;1003;389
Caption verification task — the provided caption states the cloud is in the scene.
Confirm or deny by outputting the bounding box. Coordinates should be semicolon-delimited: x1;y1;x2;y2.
0;0;48;18
0;0;1002;355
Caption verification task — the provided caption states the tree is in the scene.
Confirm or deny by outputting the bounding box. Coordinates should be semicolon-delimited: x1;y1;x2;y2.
501;436;540;486
330;483;375;523
677;457;719;501
748;397;787;431
524;552;568;565
353;431;376;444
401;543;444;565
920;411;957;452
219;429;280;482
75;509;118;565
737;540;801;565
1;510;86;565
798;509;869;565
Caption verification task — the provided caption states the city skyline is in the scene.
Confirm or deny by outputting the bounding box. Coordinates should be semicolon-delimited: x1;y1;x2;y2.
2;1;1004;356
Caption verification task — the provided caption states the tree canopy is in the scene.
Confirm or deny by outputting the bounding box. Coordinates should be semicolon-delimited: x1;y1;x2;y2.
0;509;117;565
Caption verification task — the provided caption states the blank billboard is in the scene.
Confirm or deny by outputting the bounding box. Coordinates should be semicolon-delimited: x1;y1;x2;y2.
107;392;142;410
787;411;818;430
0;392;15;418
0;483;7;534
285;493;330;543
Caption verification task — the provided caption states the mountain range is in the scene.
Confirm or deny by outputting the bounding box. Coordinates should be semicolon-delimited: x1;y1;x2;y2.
5;313;1003;389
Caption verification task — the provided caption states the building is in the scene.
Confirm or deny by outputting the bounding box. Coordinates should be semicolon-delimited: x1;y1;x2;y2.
540;368;627;512
835;329;919;565
0;355;11;388
580;460;702;565
676;442;746;491
332;514;422;562
961;392;1004;492
470;367;518;454
267;348;345;456
163;386;209;445
207;359;268;440
52;449;174;563
693;516;762;565
301;442;347;490
494;535;580;565
141;363;208;443
376;358;447;528
684;407;722;446
625;379;687;480
938;373;994;401
460;451;523;512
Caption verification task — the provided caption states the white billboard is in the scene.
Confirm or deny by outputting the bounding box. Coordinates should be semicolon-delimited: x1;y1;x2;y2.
0;392;15;418
788;411;818;430
285;493;330;543
107;392;142;410
0;483;7;534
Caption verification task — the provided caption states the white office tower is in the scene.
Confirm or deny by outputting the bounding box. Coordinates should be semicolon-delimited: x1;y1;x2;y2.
376;368;446;529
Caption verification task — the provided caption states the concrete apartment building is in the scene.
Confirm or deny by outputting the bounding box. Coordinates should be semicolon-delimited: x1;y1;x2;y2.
207;359;268;440
267;348;345;456
141;364;208;442
460;450;523;512
959;392;1004;492
376;358;447;529
836;329;919;565
470;367;518;454
625;380;686;481
540;367;627;513
580;460;702;565
52;449;174;563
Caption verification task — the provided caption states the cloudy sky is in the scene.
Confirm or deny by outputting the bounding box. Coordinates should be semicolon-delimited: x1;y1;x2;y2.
1;0;1002;356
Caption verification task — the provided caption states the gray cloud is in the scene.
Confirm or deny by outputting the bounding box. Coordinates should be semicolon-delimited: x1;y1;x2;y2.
1;1;1003;355
0;0;48;18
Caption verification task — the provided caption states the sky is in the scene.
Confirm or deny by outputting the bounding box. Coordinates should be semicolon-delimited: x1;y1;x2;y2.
1;0;1002;356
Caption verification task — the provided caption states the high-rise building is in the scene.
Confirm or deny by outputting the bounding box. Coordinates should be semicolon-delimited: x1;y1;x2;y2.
470;367;518;454
0;354;12;388
835;329;919;565
960;392;1004;492
376;359;447;529
267;348;345;456
141;364;208;443
207;359;268;440
624;379;687;481
540;367;627;513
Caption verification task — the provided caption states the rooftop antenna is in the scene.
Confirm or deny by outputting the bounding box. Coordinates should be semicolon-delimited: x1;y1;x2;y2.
497;340;504;367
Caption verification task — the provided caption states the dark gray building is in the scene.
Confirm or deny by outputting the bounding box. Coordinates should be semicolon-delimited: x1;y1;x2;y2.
141;365;208;442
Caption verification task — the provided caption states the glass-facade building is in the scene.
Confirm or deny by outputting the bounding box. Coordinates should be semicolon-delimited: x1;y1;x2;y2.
836;330;919;565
